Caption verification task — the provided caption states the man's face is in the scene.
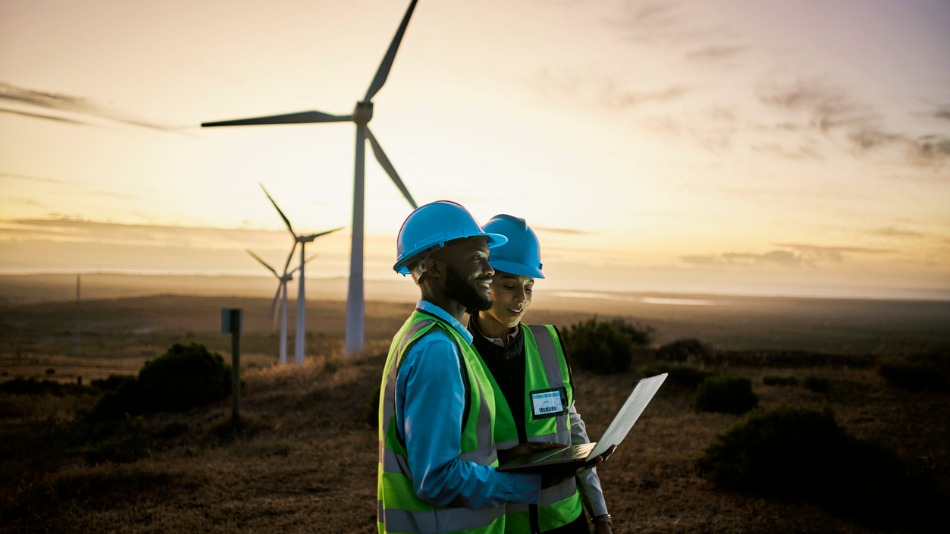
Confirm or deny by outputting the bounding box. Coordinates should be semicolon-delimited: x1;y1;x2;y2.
438;238;494;313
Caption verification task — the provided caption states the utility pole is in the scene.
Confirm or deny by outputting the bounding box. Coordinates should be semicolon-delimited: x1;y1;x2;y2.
222;308;243;430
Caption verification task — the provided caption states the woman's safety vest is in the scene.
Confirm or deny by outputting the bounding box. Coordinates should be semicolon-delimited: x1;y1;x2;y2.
378;311;506;534
482;324;584;533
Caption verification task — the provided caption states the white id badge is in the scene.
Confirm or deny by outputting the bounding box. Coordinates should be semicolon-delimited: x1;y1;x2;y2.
530;387;568;418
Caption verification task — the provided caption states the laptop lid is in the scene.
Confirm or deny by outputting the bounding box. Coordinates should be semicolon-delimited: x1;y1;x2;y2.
497;373;667;472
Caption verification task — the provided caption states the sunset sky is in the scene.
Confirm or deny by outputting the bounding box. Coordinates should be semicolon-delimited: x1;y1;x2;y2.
2;0;949;300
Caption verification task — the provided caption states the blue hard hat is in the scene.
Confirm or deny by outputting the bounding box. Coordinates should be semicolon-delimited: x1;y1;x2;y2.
393;200;507;275
482;214;544;279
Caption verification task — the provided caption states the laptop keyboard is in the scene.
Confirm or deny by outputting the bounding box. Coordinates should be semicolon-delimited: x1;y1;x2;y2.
537;442;596;462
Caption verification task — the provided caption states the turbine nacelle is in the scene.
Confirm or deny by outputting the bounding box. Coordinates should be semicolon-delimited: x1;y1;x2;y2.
353;101;374;124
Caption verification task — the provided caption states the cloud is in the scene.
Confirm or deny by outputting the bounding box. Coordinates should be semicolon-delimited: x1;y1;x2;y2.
528;68;690;112
869;226;924;239
536;226;595;236
681;242;893;269
684;44;747;63
612;0;728;47
0;217;285;249
757;77;950;169
0;81;182;133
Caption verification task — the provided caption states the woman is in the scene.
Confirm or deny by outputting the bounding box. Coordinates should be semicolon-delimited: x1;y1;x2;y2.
469;214;613;534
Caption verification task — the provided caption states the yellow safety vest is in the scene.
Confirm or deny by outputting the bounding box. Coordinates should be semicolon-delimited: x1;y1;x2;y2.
378;311;506;534
479;324;584;533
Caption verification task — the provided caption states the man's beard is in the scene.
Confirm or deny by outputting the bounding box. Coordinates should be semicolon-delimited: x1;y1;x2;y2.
445;265;492;314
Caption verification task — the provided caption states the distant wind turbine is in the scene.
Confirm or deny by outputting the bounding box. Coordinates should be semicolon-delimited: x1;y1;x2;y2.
260;185;342;365
247;248;308;365
202;0;420;356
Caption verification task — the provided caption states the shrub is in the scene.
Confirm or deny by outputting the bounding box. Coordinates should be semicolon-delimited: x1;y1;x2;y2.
762;375;798;387
88;342;232;421
137;343;232;413
91;375;136;392
655;338;713;364
640;362;712;391
695;374;758;414
803;375;830;393
878;362;949;393
561;317;654;374
698;406;950;530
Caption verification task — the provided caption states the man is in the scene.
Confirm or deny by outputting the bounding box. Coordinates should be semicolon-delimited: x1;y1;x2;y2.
378;201;574;533
468;215;612;534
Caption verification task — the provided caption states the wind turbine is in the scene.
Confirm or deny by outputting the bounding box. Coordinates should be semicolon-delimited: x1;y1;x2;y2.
202;0;420;356
248;248;319;365
260;184;343;365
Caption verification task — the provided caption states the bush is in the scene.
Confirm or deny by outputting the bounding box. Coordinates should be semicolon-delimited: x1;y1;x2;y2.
561;317;654;374
803;375;830;393
762;375;798;387
655;338;713;364
695;375;758;414
91;375;136;392
137;343;232;413
878;362;949;393
698;406;950;530
640;362;712;391
88;342;232;421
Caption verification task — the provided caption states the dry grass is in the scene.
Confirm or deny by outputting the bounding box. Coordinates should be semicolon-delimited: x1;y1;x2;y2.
2;291;949;533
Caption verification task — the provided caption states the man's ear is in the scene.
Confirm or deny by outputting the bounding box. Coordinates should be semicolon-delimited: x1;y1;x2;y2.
422;255;444;279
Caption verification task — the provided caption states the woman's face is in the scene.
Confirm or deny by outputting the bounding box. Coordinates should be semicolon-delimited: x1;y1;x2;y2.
484;271;534;330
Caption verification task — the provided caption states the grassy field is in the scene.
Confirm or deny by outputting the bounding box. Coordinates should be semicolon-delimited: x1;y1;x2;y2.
1;276;949;532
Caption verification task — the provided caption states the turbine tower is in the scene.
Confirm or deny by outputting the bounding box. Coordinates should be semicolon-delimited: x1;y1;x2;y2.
202;0;419;356
260;184;342;365
247;248;295;365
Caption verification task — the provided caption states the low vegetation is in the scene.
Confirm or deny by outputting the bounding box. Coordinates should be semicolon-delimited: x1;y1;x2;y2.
87;343;232;422
561;317;653;374
694;374;758;415
698;406;950;531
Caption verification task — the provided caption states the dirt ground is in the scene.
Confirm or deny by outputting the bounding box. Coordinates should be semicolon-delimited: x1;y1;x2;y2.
1;292;949;533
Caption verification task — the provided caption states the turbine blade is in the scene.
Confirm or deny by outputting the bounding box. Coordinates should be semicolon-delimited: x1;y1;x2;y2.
202;111;352;127
364;0;419;101
247;249;279;277
302;226;345;242
289;253;318;276
367;128;417;208
282;242;298;276
260;183;296;237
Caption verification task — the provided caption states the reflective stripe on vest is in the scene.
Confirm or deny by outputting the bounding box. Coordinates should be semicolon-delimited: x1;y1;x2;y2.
378;311;505;534
499;324;584;533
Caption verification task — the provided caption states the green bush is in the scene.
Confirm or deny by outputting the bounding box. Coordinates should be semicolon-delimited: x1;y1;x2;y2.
698;406;950;530
640;362;712;391
561;317;654;374
137;343;232;413
803;375;830;393
656;338;713;364
88;343;232;421
878;362;949;393
762;375;798;387
695;375;758;414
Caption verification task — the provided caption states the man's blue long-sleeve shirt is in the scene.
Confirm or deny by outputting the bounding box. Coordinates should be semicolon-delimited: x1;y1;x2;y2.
394;300;542;508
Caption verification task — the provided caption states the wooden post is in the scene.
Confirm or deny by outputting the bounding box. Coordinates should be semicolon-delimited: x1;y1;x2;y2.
222;308;243;430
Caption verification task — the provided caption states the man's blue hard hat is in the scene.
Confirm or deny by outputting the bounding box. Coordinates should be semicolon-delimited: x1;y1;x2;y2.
482;214;544;279
393;200;507;275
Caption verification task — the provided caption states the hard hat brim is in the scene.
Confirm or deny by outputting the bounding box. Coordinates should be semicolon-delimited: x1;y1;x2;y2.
488;259;545;279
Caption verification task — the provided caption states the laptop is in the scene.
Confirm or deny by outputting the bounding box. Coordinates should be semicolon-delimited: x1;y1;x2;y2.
496;373;667;472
